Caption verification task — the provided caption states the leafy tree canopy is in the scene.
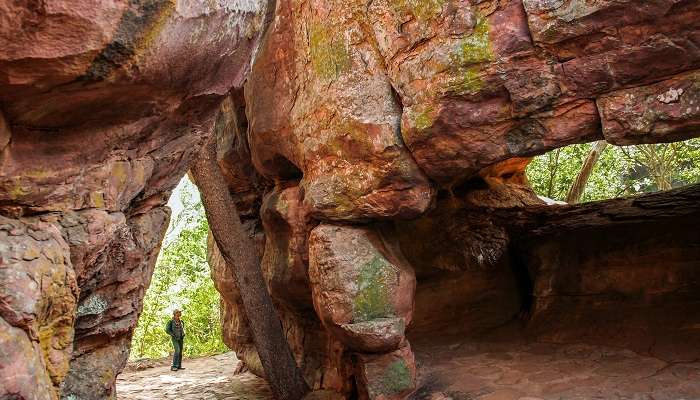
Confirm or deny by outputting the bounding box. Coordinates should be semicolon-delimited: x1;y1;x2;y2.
526;138;700;203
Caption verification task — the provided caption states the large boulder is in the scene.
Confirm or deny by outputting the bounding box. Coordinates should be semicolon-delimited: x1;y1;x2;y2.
309;224;416;353
368;0;601;184
245;0;434;221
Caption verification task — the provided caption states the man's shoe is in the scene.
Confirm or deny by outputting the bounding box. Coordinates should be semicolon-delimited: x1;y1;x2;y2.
178;367;185;370
171;367;178;371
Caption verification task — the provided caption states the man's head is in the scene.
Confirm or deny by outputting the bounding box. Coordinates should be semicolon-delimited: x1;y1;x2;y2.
173;309;182;320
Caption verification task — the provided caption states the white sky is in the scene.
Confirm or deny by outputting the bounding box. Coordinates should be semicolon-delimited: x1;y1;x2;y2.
161;175;203;315
164;175;202;246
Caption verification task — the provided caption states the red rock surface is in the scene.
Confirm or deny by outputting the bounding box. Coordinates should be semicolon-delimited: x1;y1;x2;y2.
261;185;315;309
0;0;269;398
355;344;416;400
598;70;700;144
309;224;416;354
245;0;434;221
0;215;77;399
2;0;700;399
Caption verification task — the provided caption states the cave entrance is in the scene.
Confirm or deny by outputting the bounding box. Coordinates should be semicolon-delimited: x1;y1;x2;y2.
395;138;700;399
115;138;700;400
117;176;271;399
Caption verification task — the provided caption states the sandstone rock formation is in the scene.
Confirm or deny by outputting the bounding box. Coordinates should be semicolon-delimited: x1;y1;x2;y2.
0;0;269;398
308;224;415;354
210;0;700;398
2;0;700;399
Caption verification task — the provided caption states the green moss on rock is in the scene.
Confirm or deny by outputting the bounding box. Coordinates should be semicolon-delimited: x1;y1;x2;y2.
372;359;412;395
412;104;436;131
8;177;28;199
309;23;350;80
452;17;493;67
395;0;446;21
353;255;395;322
90;191;106;208
446;65;484;95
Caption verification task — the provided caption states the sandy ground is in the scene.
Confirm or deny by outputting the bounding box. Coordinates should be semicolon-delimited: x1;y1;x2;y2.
116;352;272;400
117;343;700;400
411;339;700;400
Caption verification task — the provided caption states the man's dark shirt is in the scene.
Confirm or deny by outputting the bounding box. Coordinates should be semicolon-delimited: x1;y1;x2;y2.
166;319;185;340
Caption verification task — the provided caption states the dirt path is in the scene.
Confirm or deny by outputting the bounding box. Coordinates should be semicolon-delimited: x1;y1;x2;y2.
117;343;700;399
117;352;272;400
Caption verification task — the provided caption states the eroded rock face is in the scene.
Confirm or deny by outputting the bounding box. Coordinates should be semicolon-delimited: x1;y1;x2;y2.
598;70;700;145
61;208;169;399
0;0;268;398
245;0;434;221
513;187;700;362
261;185;315;309
395;171;535;336
230;1;700;397
309;224;416;354
372;0;599;183
4;0;700;399
0;216;77;399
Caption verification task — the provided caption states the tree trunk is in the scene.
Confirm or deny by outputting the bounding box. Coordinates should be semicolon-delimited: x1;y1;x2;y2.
566;140;608;204
546;148;561;198
190;138;309;400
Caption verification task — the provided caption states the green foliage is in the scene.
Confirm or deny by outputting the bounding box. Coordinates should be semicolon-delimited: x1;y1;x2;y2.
526;138;700;202
130;178;227;360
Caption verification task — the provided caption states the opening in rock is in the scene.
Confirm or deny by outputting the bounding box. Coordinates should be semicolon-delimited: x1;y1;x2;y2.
526;138;700;204
3;2;700;400
117;176;271;399
393;142;700;399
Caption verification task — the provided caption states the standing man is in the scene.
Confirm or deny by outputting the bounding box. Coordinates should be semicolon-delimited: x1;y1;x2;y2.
165;309;186;371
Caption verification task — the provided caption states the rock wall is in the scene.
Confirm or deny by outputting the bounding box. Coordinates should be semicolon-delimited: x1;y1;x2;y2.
211;0;700;399
510;185;700;362
2;0;700;399
0;0;269;398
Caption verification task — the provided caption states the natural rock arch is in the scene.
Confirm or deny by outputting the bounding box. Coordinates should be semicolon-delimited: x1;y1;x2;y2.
0;0;270;398
1;0;700;399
